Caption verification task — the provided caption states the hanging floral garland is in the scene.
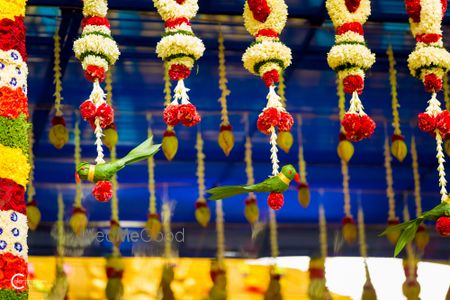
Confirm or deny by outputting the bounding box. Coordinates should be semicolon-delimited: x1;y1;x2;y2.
383;0;450;256
102;69;118;151
276;74;293;153
0;1;30;298
159;198;175;299
336;79;355;162
217;31;234;157
358;206;377;300
48;27;69;150
264;209;282;299
105;253;124;300
26;122;41;231
73;0;120;202
384;134;400;245
161;63;178;161
296;115;310;208
244;115;259;225
326;0;376;142
387;46;407;162
153;0;204;128
444;74;450;156
146;114;162;240
195;130;210;227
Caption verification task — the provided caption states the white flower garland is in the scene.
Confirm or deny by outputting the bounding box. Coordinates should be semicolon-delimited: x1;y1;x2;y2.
82;0;108;17
73;34;120;71
0;210;28;260
327;44;375;71
243;0;288;36
408;46;450;79
153;0;199;21
326;0;371;27
409;0;443;36
156;34;205;61
242;40;292;76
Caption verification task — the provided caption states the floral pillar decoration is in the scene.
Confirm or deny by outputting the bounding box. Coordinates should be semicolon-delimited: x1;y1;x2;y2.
154;0;204;128
26;124;40;231
411;136;429;251
384;134;400;245
48;27;69;150
195;130;210;227
326;0;376;142
387;46;407;162
73;0;120;202
161;64;178;161
217;31;234;157
296;115;310;208
308;205;331;299
146;114;162;240
159;196;175;300
244;115;259;225
358;206;377;300
337;79;355;162
0;0;30;298
264;209;282;300
276;74;293;153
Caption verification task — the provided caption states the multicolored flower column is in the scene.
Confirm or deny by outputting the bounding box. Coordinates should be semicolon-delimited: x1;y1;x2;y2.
358;206;377;300
73;0;120;202
217;31;234;157
26;124;40;231
244;115;259;225
296;115;310;208
384;134;400;245
387;46;407;162
195;130;210;227
326;0;376;142
48;27;69;150
0;0;30;298
161;64;178;161
153;0;204;128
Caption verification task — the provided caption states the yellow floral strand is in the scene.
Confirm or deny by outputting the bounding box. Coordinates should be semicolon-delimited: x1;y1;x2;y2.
27;124;35;203
216;200;225;263
218;31;230;126
444;73;450;111
402;198;415;280
297;115;307;183
411;136;422;216
357;206;367;258
196;131;206;202
147;113;156;214
111;145;119;221
384;135;396;219
74;121;83;208
164;63;172;107
319;204;327;258
279;73;286;108
387;46;402;136
53;30;63;116
162;197;171;260
270;127;279;176
269;209;279;258
57;192;65;259
105;68;113;106
337;77;345;127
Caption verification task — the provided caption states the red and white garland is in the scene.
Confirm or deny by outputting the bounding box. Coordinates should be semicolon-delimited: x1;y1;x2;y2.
154;0;205;128
326;0;376;142
73;0;120;202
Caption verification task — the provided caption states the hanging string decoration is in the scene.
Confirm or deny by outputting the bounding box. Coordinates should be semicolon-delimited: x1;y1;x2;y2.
161;63;178;161
384;135;400;245
383;0;450;256
276;74;294;153
340;158;356;245
244;133;259;225
159;199;175;300
444;74;450;156
296;115;310;208
102;69;118;151
263;209;282;300
195;131;210;227
264;266;282;300
49;28;69;150
387;46;407;162
0;1;30;298
108;133;122;250
105;253;124;300
337;79;355;162
146;115;162;240
153;0;204;128
26;123;41;231
326;0;376;142
73;0;120;202
358;206;377;300
217;31;234;157
410;136;429;251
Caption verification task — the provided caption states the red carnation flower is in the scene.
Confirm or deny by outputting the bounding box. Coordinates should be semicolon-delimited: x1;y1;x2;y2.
436;216;450;236
415;33;442;44
437;110;450;138
359;115;376;139
178;103;201;127
0;86;28;119
96;103;114;128
423;73;443;92
343;75;364;94
268;192;284;210
163;104;180;127
345;0;362;13
247;0;271;23
262;70;280;88
405;0;421;23
80;100;97;120
342;113;362;141
81;16;110;29
51;116;66;126
168;64;191;81
84;65;106;83
0;178;26;214
278;111;294;131
257;107;281;135
255;29;279;38
165;17;191;28
417;112;436;133
0;17;27;61
336;22;364;35
92;180;113;202
342;216;356;225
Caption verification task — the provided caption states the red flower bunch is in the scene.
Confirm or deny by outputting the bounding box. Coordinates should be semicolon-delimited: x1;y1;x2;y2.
0;178;26;214
0;16;27;61
423;73;443;92
404;0;421;22
418;111;450;137
416;33;442;43
436;216;450;236
341;113;376;142
391;134;405;142
0;86;28;119
245;195;257;206
418;112;436;133
81;16;110;29
268;192;284;210
165;17;191;29
84;65;106;82
345;0;362;13
262;70;280;88
336;22;364;35
51;116;66;126
168;64;191;81
343;75;364;94
255;29;279;38
0;253;27;291
92;180;113;202
163;103;201;127
80;100;114;129
257;107;294;135
247;0;271;22
342;215;356;225
195;201;208;209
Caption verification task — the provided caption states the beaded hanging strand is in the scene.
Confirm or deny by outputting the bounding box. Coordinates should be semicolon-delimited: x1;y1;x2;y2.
297;115;310;208
26;118;41;231
161;62;178;161
243;113;259;225
276;73;294;153
195;129;210;227
358;205;377;299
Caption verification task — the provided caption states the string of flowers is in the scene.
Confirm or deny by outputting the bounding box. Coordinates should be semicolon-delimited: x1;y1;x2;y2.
326;0;376;142
145;114;161;240
216;200;225;263
26;122;41;231
269;209;279;258
444;74;450;157
69;120;88;236
384;134;400;245
159;196;175;300
217;30;234;157
74;0;120;202
387;45;407;162
276;73;294;153
161;63;178;161
264;209;281;299
337;78;355;162
102;69;118;151
358;206;377;300
154;0;204;128
49;27;69;150
195;130;210;227
297;115;310;208
0;1;31;298
244;114;259;225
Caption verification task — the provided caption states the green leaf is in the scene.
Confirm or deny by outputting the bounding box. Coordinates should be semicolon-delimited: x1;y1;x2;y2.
379;219;415;236
394;221;420;257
